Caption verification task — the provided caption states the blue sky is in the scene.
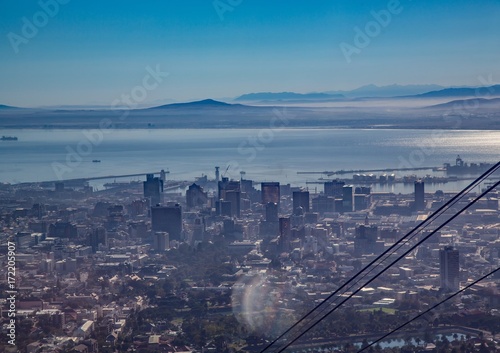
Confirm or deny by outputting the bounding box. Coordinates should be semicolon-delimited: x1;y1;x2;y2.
0;0;499;107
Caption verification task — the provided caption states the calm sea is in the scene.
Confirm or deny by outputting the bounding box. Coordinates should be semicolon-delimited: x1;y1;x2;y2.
1;128;499;193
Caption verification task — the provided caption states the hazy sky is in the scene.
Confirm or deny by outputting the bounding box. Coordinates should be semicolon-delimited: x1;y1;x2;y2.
1;0;499;107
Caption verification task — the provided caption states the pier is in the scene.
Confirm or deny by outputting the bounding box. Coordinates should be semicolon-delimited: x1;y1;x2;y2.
17;172;163;187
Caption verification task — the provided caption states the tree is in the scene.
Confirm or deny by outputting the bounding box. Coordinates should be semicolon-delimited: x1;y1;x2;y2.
415;337;421;346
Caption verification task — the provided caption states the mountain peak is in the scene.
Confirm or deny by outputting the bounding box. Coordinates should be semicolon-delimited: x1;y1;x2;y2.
187;99;232;106
148;99;237;109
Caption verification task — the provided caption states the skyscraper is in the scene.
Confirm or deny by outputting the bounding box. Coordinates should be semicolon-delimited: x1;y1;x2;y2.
218;177;240;199
414;180;425;211
89;227;107;253
192;218;205;243
354;225;379;257
324;180;345;197
279;217;291;252
186;183;208;208
217;177;241;217
293;191;310;214
440;246;459;291
260;202;279;237
311;195;335;214
215;200;232;217
342;185;354;213
261;182;280;206
151;204;182;241
265;202;279;222
354;194;370;211
144;174;163;205
225;190;241;217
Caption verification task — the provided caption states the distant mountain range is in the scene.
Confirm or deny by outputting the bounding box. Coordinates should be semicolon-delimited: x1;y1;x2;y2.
233;84;500;102
2;83;500;110
234;92;344;102
1;94;499;130
411;85;500;98
326;84;446;98
234;84;446;102
426;97;500;109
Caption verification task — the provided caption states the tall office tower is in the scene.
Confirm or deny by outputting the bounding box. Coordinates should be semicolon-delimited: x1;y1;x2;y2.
143;174;163;205
354;186;372;211
354;194;370;211
290;208;305;228
89;227;107;253
280;183;292;197
311;195;335;214
324;180;345;197
217;178;241;217
192;218;205;243
342;185;354;213
293;191;310;214
186;183;208;208
241;179;261;205
265;202;279;222
151;204;182;241
218;177;240;197
153;232;169;252
440;246;460;291
225;190;241;217
353;225;380;257
218;177;229;199
240;179;252;193
215;200;232;217
260;202;279;237
261;182;280;206
279;217;291;252
226;180;241;193
215;166;220;182
414;180;425;211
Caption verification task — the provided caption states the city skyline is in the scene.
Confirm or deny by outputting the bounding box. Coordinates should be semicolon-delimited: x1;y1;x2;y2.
1;2;499;352
1;0;499;106
2;155;498;352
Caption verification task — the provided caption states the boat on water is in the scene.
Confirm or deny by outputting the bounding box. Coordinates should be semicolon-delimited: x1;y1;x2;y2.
1;136;18;141
92;160;101;163
443;155;494;175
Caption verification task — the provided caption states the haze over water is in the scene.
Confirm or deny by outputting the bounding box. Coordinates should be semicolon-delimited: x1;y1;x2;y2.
1;128;498;193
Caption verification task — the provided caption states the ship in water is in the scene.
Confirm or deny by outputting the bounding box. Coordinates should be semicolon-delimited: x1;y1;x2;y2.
1;136;18;141
442;155;494;175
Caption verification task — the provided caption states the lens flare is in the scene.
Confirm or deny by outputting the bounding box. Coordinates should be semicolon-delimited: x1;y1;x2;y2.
231;272;296;337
